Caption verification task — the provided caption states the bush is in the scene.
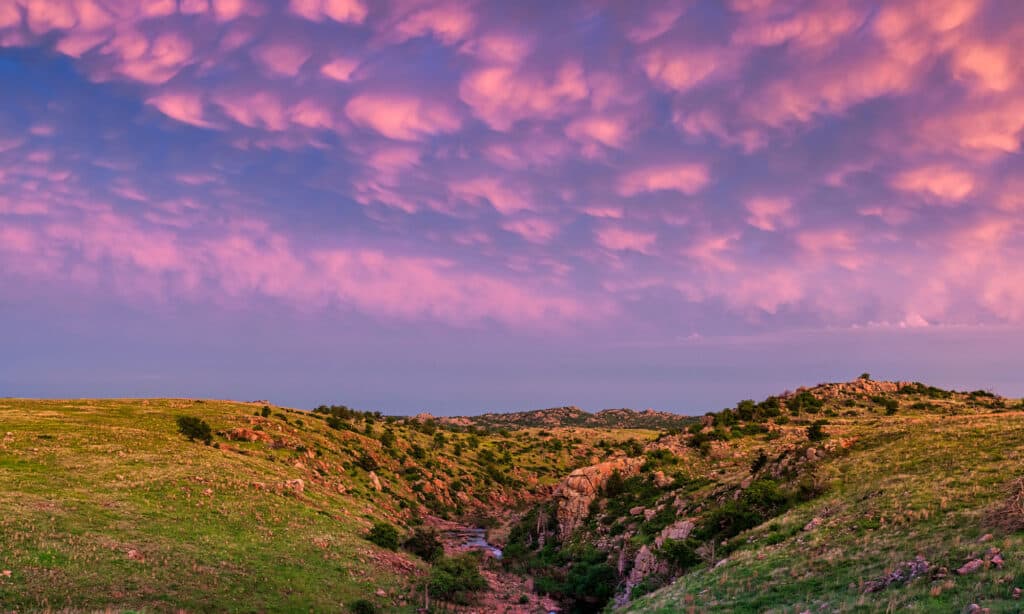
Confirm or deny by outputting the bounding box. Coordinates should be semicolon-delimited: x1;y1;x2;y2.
260;405;271;417
348;599;377;614
428;554;487;604
659;538;701;571
403;527;443;562
603;469;625;498
366;522;400;550
750;449;768;474
176;416;212;444
806;421;828;442
357;453;379;472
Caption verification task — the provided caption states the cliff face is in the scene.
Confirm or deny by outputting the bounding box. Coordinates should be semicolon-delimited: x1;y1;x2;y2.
553;457;644;541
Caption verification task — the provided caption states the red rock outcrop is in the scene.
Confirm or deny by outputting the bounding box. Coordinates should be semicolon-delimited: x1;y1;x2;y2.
554;457;643;541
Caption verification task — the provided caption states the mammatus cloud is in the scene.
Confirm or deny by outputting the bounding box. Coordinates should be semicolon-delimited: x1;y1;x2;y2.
1;0;1023;335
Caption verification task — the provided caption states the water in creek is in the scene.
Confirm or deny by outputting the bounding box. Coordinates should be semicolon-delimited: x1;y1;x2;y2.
443;527;503;559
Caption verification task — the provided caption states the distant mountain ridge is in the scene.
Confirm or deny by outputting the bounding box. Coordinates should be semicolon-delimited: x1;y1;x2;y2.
415;406;696;430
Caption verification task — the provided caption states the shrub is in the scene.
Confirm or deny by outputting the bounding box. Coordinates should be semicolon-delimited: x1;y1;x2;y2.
403;527;443;562
750;449;768;474
859;372;871;380
604;469;625;497
260;405;271;417
428;554;487;604
348;599;377;614
806;421;827;442
379;429;396;448
176;416;212;444
366;522;400;550
659;537;701;571
357;453;379;472
789;391;823;414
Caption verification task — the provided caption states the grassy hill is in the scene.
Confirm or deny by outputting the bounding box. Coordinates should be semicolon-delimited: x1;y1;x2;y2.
0;397;656;612
2;381;1024;613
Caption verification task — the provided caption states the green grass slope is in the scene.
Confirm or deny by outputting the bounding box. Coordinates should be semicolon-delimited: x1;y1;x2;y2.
624;386;1024;613
0;399;426;612
0;397;657;612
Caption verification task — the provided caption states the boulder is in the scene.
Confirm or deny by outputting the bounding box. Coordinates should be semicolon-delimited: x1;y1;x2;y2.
225;428;272;443
655;519;694;548
625;545;667;597
957;559;984;575
369;471;383;492
284;478;305;494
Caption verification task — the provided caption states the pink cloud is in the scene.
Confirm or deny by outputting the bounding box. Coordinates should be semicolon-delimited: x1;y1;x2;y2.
320;56;361;81
386;1;475;44
460;32;533;64
501;217;559;244
617;163;710;196
641;46;723;92
952;41;1016;92
595;227;657;254
345;93;462;140
891;165;976;202
459;62;588;130
289;0;368;24
745;197;794;231
623;0;688;43
147;92;214;128
251;41;312;77
450;177;532;214
565;114;632;148
215;91;288;131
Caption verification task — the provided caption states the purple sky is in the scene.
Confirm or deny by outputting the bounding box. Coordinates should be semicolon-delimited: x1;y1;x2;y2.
2;0;1023;414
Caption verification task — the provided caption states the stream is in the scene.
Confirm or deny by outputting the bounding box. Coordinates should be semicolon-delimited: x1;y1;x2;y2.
442;527;503;559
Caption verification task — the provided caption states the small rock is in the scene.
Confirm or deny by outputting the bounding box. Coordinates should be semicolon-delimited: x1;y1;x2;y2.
957;559;984;575
991;554;1004;569
127;549;144;562
803;517;823;532
285;478;305;494
1;570;11;577
368;471;382;492
1013;587;1021;599
978;533;993;543
629;506;645;516
202;488;213;496
375;588;386;597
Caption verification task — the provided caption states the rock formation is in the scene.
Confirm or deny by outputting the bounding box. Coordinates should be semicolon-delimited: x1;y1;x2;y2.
554;457;643;541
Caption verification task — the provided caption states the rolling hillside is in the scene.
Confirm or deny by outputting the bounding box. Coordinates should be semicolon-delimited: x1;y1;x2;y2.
2;380;1023;613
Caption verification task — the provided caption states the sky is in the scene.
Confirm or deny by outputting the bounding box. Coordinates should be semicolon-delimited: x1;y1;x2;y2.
1;0;1024;415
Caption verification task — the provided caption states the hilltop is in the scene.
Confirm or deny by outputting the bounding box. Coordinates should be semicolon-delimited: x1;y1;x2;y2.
418;406;695;431
2;379;1023;613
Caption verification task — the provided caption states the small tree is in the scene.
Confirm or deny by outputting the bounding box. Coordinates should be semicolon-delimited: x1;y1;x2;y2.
366;522;400;550
260;405;271;417
176;416;212;444
428;554;487;605
403;527;443;562
806;421;828;442
749;449;769;474
859;373;871;381
604;469;625;498
348;599;377;614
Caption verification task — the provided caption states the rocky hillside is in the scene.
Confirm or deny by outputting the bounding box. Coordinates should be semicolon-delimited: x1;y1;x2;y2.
2;379;1022;613
498;379;1024;613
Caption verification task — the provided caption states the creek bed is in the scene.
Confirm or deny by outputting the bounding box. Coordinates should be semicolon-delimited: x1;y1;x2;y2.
442;527;503;559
